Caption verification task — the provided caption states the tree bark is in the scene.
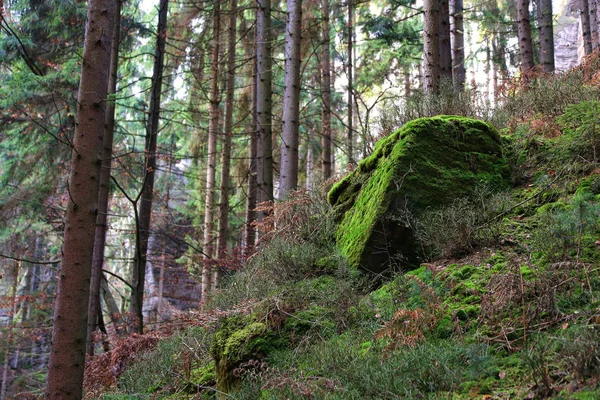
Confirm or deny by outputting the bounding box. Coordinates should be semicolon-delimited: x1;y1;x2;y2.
320;0;332;181
403;65;411;97
0;263;19;400
537;0;555;72
130;0;168;333
244;50;258;254
439;0;452;84
100;274;126;334
423;0;441;94
450;0;465;92
256;0;273;220
202;0;221;304
45;0;115;396
517;0;535;73
215;0;237;288
582;0;593;55
87;0;122;355
346;0;354;165
279;0;303;197
589;0;599;50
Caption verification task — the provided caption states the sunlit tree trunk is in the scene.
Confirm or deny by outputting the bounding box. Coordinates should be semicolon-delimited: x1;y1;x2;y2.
537;0;555;72
87;0;122;355
346;0;354;165
202;0;221;304
321;0;332;180
130;0;168;333
450;0;465;92
45;0;115;396
423;0;441;93
256;0;273;221
306;129;314;190
215;0;237;288
280;0;303;197
517;0;535;73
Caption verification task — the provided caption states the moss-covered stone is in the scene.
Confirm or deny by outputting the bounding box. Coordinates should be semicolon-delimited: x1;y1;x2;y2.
211;315;273;393
328;116;510;272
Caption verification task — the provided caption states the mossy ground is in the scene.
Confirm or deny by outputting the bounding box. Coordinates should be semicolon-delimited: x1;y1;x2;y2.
93;109;600;399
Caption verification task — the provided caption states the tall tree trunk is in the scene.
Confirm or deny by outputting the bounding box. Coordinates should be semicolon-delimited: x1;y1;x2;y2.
45;0;115;396
244;53;258;254
439;0;452;84
596;0;600;47
100;274;126;333
0;263;19;400
202;0;221;304
215;0;237;288
346;0;354;165
423;0;441;94
582;0;593;55
256;0;273;219
450;0;465;92
321;0;332;181
589;0;599;50
517;0;535;73
87;0;122;355
306;129;314;190
537;0;555;72
403;65;411;97
130;0;168;333
280;0;303;197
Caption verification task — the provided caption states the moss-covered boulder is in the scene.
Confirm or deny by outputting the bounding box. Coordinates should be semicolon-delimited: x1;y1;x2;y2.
211;315;274;393
328;116;510;272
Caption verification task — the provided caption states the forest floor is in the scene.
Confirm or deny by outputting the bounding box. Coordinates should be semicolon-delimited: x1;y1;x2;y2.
82;67;600;399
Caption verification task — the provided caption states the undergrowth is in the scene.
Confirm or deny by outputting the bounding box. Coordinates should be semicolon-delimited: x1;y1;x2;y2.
83;57;600;400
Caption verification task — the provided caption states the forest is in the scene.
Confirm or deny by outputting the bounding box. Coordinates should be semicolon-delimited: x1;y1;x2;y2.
2;0;600;398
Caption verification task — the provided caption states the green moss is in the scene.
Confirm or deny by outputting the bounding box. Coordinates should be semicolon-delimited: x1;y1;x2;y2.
576;174;600;196
283;305;336;338
536;200;569;215
451;265;477;280
434;316;454;339
520;264;534;279
190;361;216;387
366;282;398;319
212;315;273;393
405;265;433;281
329;116;510;272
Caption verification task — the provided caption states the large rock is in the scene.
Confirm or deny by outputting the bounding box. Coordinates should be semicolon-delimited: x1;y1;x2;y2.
328;116;510;273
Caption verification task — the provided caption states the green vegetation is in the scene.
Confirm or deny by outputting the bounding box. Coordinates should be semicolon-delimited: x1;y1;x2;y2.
87;71;600;399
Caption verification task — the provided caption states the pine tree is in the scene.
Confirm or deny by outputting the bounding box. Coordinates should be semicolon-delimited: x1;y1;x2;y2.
215;0;238;287
256;0;273;220
439;0;452;83
517;0;535;73
130;0;169;333
423;0;441;94
321;0;332;180
87;0;124;355
537;0;555;72
450;0;465;92
45;0;116;396
202;0;222;304
279;0;303;197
